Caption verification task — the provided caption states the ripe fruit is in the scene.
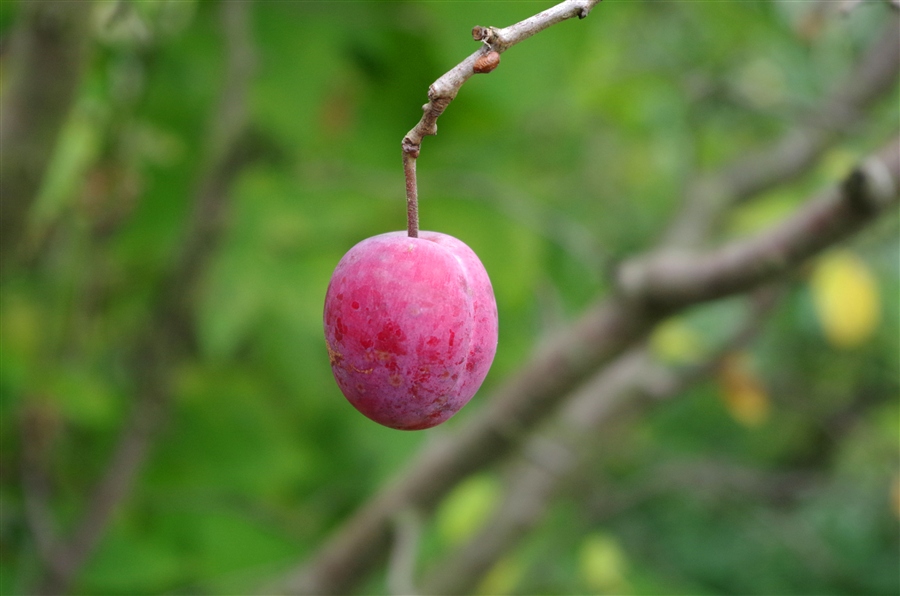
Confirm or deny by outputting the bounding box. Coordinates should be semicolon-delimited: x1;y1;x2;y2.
324;231;498;430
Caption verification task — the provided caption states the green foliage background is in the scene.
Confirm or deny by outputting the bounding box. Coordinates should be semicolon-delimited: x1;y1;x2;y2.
0;1;897;594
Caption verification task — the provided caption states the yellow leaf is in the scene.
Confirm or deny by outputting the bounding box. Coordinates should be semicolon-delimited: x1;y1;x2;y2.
810;250;881;349
718;353;770;428
578;532;630;594
650;318;705;365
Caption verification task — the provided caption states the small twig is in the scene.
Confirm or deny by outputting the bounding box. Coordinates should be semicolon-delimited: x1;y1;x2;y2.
387;509;423;596
0;1;92;266
36;387;167;595
404;153;419;238
19;401;67;578
400;0;602;238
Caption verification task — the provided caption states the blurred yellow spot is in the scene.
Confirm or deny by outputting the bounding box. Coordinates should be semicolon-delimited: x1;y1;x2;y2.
436;474;501;546
735;58;786;109
819;149;860;184
810;250;880;349
718;352;770;428
477;556;522;595
579;532;630;594
892;475;900;520
1;296;41;360
727;190;796;236
650;318;705;365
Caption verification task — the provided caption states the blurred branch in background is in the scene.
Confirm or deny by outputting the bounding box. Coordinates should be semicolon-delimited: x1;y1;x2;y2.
582;458;822;521
20;4;260;593
663;16;899;246
281;9;899;592
421;288;781;595
0;1;92;267
620;137;900;308
19;401;66;582
386;508;424;596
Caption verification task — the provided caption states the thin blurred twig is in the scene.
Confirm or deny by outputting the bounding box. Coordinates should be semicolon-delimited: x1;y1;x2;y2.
19;401;66;578
0;1;93;267
387;509;424;596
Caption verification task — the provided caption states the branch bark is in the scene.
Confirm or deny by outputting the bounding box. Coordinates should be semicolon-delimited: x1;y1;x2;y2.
0;1;93;267
619;137;899;308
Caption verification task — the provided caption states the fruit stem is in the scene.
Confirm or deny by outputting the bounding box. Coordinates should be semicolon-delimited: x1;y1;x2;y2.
403;151;419;238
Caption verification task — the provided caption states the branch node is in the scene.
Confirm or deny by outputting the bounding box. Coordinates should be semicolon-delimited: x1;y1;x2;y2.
472;25;500;47
402;137;420;159
843;155;898;213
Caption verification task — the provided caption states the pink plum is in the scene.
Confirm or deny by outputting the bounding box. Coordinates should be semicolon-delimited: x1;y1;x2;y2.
323;231;498;430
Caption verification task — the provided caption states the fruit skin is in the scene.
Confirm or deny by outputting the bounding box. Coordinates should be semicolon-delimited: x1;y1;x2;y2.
323;231;498;430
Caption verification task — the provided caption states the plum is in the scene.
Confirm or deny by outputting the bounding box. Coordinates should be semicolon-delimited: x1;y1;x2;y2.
323;231;498;430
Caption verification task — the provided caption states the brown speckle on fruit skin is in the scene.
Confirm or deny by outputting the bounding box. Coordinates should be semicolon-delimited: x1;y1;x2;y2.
328;343;372;374
473;51;500;74
327;344;343;366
